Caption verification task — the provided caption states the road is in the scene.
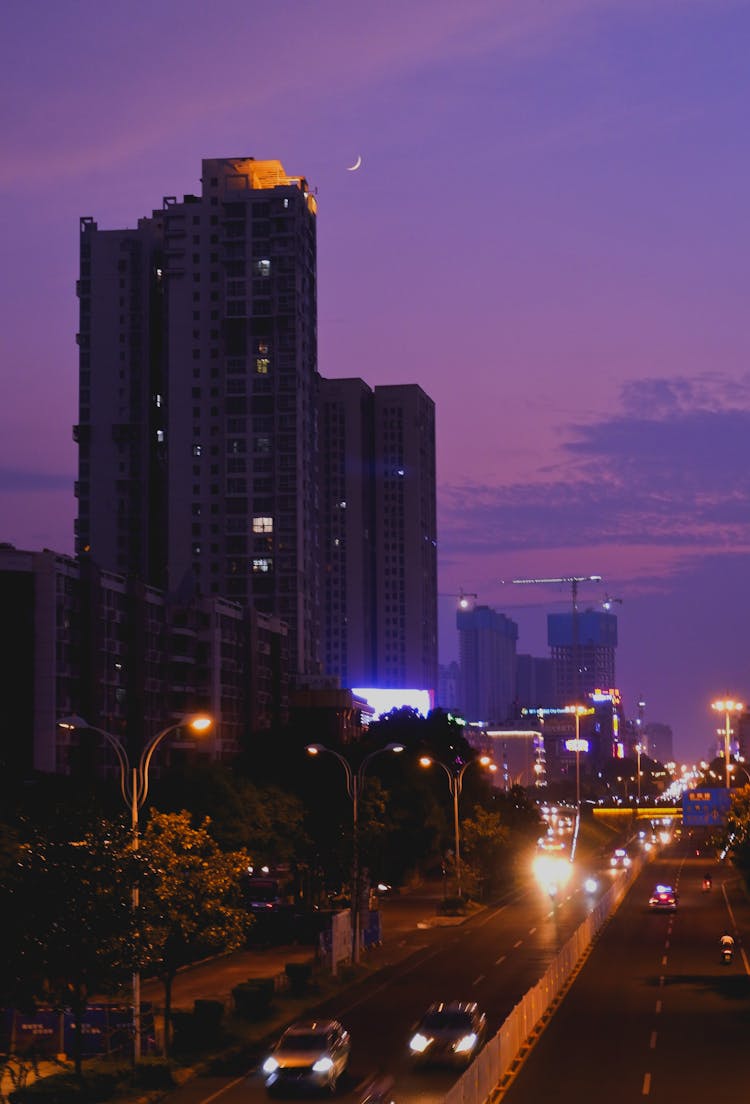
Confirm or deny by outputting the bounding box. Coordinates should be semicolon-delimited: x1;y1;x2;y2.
157;848;623;1104
500;838;750;1102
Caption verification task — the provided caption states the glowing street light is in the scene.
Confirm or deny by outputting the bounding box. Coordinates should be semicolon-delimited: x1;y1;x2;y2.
306;742;404;964
711;699;744;788
419;754;496;899
57;712;212;1060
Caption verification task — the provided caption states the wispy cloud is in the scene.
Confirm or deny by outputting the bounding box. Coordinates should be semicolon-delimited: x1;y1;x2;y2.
439;375;750;559
0;468;74;493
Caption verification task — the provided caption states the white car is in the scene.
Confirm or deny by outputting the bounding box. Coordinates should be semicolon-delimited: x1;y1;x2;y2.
262;1019;351;1094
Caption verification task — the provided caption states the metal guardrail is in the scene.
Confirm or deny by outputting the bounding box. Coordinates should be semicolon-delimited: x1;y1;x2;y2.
441;860;642;1104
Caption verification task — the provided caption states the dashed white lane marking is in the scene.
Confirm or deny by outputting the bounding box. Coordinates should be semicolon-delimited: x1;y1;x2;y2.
528;927;536;935
473;974;485;986
642;1072;651;1095
650;1031;657;1049
514;940;523;948
495;954;506;966
655;1000;662;1014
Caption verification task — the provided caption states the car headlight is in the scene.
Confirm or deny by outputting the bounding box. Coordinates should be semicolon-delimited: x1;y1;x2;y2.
584;877;598;894
409;1033;431;1053
312;1057;334;1073
262;1057;279;1074
454;1033;477;1054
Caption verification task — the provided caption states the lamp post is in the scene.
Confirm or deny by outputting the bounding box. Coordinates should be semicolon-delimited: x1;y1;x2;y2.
57;712;212;1060
564;705;593;813
711;698;745;789
306;742;404;964
419;754;496;899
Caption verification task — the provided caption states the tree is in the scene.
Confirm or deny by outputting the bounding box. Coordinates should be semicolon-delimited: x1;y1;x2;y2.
721;785;750;887
0;818;135;1077
138;811;251;1053
460;806;510;898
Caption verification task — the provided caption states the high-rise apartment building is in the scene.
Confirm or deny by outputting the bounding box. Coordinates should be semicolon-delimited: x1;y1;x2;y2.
319;379;438;691
76;158;320;678
547;609;617;704
373;385;437;690
319;378;375;686
457;605;518;724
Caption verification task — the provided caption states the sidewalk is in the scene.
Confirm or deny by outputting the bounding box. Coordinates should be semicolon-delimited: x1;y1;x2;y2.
142;882;451;1013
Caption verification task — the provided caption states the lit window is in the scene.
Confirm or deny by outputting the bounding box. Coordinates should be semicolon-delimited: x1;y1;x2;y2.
252;557;273;573
256;358;270;374
192;444;202;457
155;393;163;408
253;516;273;534
254;259;271;277
157;429;165;443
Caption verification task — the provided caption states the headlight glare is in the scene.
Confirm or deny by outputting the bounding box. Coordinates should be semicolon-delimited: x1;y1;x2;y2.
454;1033;477;1054
312;1057;334;1073
409;1032;431;1053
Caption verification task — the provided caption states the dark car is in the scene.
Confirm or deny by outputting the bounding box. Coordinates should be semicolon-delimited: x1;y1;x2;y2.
262;1019;351;1094
408;1001;486;1066
649;884;677;911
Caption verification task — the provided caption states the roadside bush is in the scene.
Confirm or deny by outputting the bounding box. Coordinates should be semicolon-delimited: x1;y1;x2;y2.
438;895;467;915
284;962;312;995
132;1059;177;1090
231;978;275;1020
9;1068;122;1104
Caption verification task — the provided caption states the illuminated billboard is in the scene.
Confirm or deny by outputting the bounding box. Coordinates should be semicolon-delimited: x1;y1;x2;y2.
352;688;434;720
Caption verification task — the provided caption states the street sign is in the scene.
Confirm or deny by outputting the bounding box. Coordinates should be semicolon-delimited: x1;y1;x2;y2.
682;789;732;826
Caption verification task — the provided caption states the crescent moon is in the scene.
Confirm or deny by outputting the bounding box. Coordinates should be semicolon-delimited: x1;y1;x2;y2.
347;155;362;172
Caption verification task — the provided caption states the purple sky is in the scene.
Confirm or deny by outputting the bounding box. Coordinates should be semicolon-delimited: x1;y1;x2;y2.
2;0;749;762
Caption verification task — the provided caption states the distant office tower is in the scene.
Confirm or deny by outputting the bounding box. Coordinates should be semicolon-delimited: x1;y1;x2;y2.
457;605;518;724
318;379;438;691
437;661;461;713
644;722;674;765
515;654;554;711
319;378;376;686
76;158;320;678
547;609;617;704
373;385;438;690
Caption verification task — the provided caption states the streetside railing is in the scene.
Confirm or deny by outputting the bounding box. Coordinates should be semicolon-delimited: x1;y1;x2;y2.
441;860;642;1104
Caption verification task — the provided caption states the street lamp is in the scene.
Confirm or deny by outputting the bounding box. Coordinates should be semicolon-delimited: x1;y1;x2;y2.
711;698;744;789
57;712;212;1059
419;754;496;899
306;742;404;965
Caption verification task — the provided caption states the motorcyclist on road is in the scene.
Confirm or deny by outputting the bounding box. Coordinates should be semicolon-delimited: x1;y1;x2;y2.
720;932;735;949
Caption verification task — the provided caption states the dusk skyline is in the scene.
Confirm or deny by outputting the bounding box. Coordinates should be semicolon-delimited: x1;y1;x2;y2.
2;0;749;761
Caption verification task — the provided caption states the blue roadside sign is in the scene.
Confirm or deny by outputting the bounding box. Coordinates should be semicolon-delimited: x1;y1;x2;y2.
682;789;732;826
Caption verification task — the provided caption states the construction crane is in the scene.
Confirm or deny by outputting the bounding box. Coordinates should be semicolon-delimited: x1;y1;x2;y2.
502;575;603;701
439;588;478;610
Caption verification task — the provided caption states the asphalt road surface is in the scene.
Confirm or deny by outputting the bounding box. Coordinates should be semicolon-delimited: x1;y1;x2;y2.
500;838;750;1102
158;848;623;1104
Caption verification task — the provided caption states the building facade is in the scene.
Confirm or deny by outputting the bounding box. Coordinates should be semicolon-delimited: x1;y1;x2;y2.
372;385;437;690
0;546;288;779
76;157;320;679
547;609;618;705
457;605;518;725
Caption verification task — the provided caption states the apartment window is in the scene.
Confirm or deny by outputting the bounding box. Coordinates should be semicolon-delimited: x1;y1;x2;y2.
252;558;273;573
253;516;273;534
256;358;270;374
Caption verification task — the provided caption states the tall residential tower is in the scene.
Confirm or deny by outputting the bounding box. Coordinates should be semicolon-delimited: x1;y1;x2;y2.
76;158;320;677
